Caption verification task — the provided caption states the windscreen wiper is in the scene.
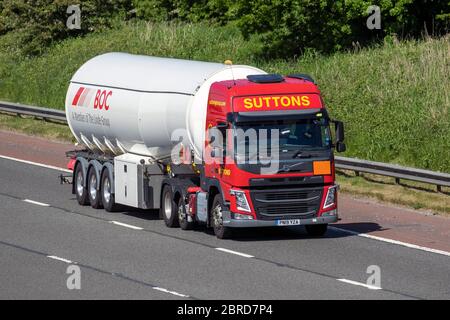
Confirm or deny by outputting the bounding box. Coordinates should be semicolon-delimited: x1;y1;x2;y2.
293;150;312;159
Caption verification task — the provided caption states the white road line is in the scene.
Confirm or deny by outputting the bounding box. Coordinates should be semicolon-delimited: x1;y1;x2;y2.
216;247;254;258
0;154;71;173
329;226;450;257
337;278;382;290
23;199;50;207
47;255;74;264
153;286;189;298
110;221;143;230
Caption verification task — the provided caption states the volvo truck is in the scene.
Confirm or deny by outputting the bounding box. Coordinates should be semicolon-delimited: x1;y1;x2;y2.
65;53;346;239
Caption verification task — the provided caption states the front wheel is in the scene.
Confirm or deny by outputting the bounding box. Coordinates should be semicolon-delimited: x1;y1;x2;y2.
211;194;233;239
178;197;194;230
305;224;328;237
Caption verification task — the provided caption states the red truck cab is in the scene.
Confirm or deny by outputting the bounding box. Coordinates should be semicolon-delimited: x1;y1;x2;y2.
200;74;345;238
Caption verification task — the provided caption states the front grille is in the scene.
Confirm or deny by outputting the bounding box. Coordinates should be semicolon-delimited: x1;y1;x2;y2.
250;187;323;220
263;192;316;202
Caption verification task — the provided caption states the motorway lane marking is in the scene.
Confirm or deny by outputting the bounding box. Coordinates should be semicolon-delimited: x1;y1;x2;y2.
153;286;190;298
110;220;144;230
0;240;193;299
23;199;50;207
216;247;254;258
0;154;71;173
329;226;450;257
337;278;382;290
47;255;74;264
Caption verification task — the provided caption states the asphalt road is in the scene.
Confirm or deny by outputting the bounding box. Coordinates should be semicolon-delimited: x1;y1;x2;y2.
0;157;449;299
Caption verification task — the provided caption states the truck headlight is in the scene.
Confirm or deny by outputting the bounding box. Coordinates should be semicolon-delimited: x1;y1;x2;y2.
230;190;251;212
323;185;337;209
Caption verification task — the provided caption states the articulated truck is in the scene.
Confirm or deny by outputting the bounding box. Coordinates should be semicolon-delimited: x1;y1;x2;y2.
65;53;346;239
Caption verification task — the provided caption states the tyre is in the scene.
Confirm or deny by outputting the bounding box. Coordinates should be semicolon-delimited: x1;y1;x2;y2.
305;224;328;237
211;194;233;239
74;163;89;206
161;185;179;228
87;167;103;209
100;167;120;212
178;196;194;230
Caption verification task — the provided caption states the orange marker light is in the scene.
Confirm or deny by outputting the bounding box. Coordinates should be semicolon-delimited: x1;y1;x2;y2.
313;161;331;175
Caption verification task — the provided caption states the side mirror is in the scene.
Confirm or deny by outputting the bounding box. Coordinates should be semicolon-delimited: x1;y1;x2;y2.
336;141;346;153
335;121;345;143
333;120;346;153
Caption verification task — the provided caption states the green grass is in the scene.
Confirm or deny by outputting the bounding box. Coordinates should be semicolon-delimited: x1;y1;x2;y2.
0;114;74;142
336;170;450;216
0;21;449;172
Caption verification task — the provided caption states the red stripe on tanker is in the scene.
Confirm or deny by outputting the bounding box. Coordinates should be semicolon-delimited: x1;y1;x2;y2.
71;87;85;106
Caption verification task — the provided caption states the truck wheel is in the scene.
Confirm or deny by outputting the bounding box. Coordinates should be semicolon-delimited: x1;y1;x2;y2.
161;185;179;228
305;224;328;237
101;168;119;212
178;197;194;230
211;194;233;239
74;163;89;206
87;168;103;209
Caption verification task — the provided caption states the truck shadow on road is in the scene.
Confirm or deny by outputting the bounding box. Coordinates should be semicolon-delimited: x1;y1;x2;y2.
120;208;161;220
225;222;386;242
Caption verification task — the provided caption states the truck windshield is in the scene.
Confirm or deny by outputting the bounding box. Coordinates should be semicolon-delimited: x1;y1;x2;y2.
233;117;331;157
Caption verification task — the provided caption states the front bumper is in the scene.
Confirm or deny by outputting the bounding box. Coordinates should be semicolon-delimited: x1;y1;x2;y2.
222;210;338;228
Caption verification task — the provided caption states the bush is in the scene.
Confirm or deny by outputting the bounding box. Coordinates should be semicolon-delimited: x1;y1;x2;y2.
2;1;448;58
234;0;450;57
133;0;235;23
0;0;134;56
131;0;450;57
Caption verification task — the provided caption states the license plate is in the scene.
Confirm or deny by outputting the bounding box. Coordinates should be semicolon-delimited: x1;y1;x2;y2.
277;219;301;226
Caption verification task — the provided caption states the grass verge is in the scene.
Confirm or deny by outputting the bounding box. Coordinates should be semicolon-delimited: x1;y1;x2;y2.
337;170;450;216
0;114;74;143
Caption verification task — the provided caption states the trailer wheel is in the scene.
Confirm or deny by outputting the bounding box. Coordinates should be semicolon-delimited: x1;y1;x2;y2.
101;168;119;212
87;168;103;209
305;224;328;237
211;194;233;239
178;197;194;230
74;163;89;206
161;185;179;228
